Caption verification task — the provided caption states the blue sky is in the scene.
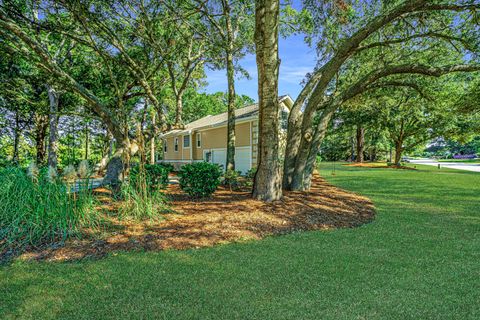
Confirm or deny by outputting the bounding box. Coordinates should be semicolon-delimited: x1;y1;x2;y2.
202;33;318;101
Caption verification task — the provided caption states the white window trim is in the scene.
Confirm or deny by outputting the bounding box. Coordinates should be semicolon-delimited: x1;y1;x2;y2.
183;135;190;149
196;132;201;148
174;137;179;152
163;139;167;153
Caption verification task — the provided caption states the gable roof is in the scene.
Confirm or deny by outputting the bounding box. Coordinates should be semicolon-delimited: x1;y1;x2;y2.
160;95;293;138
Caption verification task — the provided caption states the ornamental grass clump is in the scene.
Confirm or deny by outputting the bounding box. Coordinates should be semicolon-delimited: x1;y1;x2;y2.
118;164;170;221
179;162;222;198
63;164;77;182
77;160;90;179
0;166;99;255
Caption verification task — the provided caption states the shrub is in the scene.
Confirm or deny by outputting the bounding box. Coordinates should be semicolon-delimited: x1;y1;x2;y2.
179;162;222;198
245;168;257;187
224;169;240;191
0;167;99;254
130;164;170;190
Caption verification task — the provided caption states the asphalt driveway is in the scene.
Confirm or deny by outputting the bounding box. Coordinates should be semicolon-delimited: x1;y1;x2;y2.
410;159;480;173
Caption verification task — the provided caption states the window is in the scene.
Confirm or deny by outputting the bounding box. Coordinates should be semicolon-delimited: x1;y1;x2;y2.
163;140;167;153
196;133;201;148
280;110;289;130
205;151;212;162
183;135;190;148
174;138;179;152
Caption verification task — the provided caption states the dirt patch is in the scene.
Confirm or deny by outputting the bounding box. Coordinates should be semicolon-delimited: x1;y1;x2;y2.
344;163;416;170
15;175;375;262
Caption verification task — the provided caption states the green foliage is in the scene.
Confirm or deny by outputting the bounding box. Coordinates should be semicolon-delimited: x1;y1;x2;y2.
244;167;257;188
181;91;255;123
223;169;240;191
0;167;99;254
178;162;222;198
130;164;171;190
118;182;168;221
2;165;480;318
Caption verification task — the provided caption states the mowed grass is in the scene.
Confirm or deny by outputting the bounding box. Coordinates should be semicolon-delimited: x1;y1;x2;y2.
1;163;479;319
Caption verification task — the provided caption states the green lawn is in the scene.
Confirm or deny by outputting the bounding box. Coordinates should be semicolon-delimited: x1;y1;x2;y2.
438;158;480;163
1;164;479;319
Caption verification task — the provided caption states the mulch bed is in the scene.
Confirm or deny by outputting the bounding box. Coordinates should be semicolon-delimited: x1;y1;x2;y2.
17;174;375;262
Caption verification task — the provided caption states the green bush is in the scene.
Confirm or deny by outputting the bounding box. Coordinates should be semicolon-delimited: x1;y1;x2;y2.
244;168;257;187
179;162;222;198
0;166;99;254
130;164;170;190
224;169;240;191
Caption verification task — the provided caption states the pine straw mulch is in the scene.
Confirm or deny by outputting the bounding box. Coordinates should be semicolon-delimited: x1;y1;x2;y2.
18;174;375;262
344;162;416;170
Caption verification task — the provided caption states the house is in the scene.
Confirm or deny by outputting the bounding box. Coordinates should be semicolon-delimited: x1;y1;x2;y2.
158;95;294;174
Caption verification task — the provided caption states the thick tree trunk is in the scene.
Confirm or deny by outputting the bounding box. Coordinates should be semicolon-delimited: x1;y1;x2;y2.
103;137;138;187
290;106;335;191
47;85;59;169
35;113;48;165
356;126;365;163
225;3;236;172
282;119;302;189
282;70;323;189
394;141;403;166
252;0;282;201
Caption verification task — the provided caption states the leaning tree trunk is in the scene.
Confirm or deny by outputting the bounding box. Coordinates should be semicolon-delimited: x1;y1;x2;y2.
356;125;365;163
282;71;323;189
47;85;59;169
290;105;336;191
225;5;236;172
252;0;282;201
35;113;48;165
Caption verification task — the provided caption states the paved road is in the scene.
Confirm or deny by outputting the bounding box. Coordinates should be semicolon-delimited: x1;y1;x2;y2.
410;159;480;173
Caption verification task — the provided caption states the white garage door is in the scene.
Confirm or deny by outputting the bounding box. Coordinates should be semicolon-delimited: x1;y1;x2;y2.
211;149;226;171
206;148;251;175
234;147;251;174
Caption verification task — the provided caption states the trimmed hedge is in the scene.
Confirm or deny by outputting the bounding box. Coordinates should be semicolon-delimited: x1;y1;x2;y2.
178;162;222;198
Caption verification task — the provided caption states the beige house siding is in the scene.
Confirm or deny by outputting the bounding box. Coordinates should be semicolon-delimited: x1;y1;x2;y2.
163;135;191;160
201;122;251;149
251;120;258;167
160;96;293;168
163;122;252;161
